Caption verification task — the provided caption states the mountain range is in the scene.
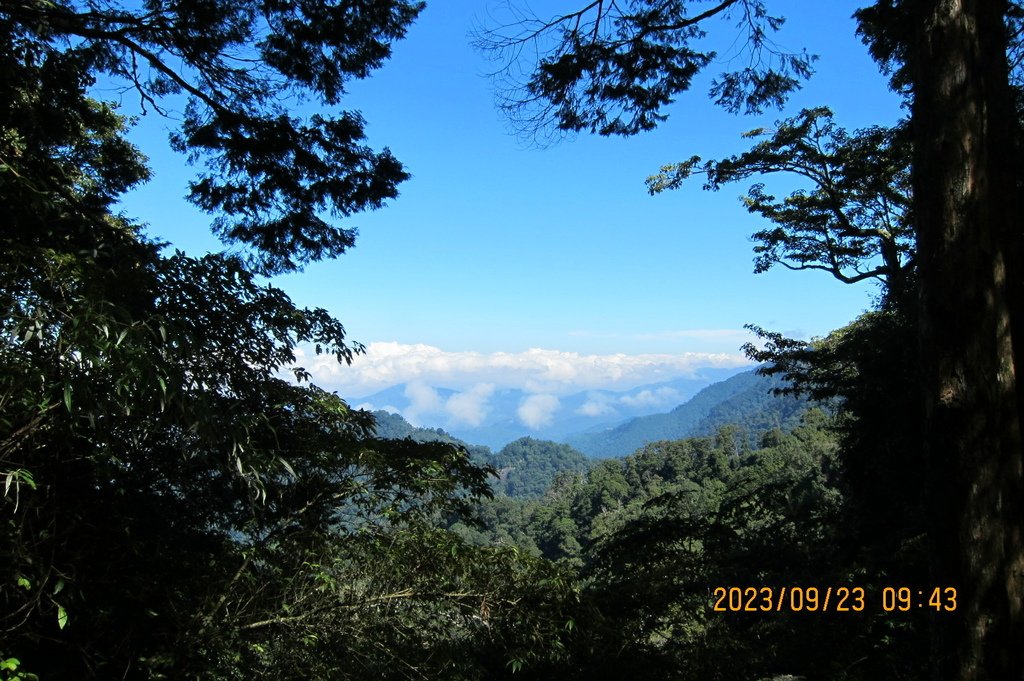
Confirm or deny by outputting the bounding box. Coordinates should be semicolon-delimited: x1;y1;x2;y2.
349;366;751;449
365;367;810;460
564;369;808;457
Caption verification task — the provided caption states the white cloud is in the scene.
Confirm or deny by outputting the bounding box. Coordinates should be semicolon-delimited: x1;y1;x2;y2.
577;399;616;417
296;342;750;397
444;383;495;427
517;394;561;429
619;387;682;408
403;381;441;426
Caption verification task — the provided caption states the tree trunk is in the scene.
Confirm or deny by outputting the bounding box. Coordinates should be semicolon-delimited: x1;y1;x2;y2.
910;1;1024;679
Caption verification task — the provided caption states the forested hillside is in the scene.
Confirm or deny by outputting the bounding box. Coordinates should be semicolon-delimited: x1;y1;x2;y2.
372;411;593;499
489;438;591;498
449;409;930;679
567;369;808;457
371;409;494;461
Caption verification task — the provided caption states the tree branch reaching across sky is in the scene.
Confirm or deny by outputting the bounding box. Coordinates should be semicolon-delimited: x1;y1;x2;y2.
474;0;816;144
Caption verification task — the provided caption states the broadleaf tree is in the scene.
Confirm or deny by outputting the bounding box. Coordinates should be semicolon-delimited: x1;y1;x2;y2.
3;0;424;275
475;0;816;143
480;1;1024;679
648;106;925;568
0;1;577;678
647;107;915;307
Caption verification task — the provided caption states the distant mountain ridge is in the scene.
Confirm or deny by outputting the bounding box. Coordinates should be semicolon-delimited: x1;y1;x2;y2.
350;366;752;449
564;369;808;457
367;368;810;492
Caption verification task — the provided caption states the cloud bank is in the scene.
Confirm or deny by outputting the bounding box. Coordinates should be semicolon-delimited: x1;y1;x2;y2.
297;341;750;397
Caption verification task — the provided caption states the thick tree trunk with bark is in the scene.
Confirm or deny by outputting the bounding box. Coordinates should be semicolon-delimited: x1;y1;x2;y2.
910;1;1024;679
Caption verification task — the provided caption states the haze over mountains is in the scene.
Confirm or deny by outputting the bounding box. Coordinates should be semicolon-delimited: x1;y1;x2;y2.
358;366;809;458
564;369;808;457
350;366;751;449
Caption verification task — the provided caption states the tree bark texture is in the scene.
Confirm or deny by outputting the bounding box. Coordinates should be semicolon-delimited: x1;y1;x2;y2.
910;1;1024;679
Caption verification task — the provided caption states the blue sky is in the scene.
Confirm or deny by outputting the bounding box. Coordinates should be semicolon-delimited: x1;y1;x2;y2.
117;0;904;398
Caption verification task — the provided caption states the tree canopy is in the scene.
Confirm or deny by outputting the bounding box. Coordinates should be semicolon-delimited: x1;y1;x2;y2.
0;2;582;678
480;2;1024;679
2;0;424;274
476;0;815;142
648;107;914;303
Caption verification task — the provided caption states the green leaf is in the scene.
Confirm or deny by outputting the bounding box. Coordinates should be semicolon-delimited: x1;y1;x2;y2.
57;605;68;629
63;384;72;412
17;576;31;590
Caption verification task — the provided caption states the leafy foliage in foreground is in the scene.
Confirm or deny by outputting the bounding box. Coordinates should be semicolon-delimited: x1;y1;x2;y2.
0;2;579;678
2;0;425;275
484;1;1024;675
0;141;536;676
